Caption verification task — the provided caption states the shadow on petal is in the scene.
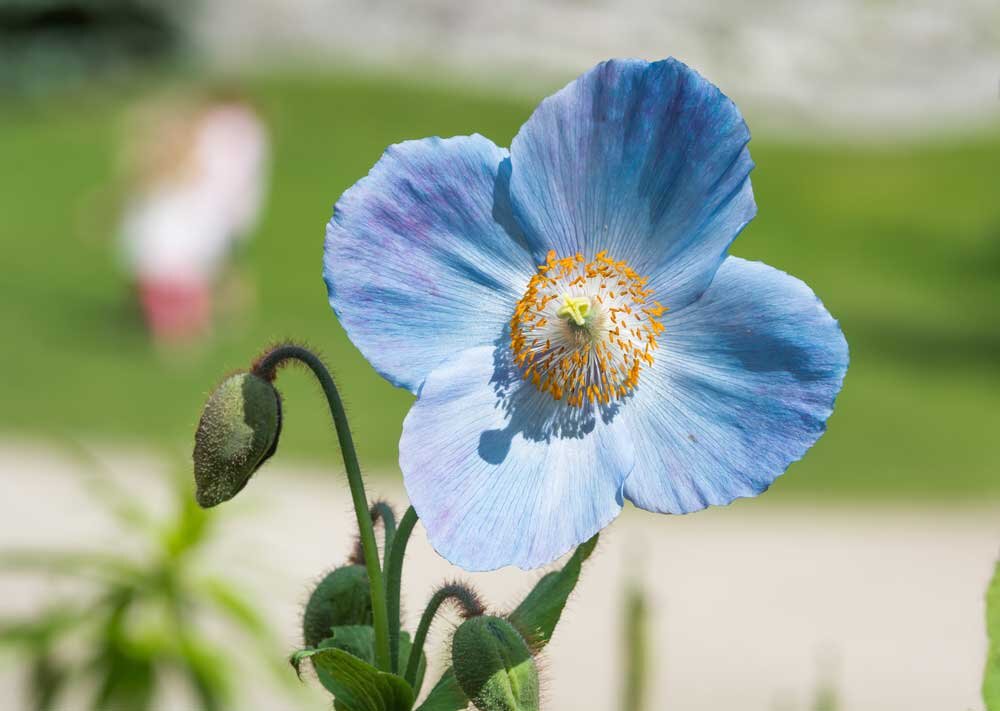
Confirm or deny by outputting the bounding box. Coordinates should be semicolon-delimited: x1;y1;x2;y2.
477;332;628;462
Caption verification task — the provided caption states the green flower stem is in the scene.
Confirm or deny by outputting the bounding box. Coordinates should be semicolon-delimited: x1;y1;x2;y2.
405;583;483;689
620;580;649;711
371;501;397;567
386;506;417;674
253;344;391;672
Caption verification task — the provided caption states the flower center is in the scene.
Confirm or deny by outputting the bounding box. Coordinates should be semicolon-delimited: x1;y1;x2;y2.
510;250;666;407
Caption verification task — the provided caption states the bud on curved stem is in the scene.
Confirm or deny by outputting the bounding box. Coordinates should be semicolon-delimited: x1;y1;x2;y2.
452;615;539;711
193;372;282;508
245;343;392;671
405;582;485;689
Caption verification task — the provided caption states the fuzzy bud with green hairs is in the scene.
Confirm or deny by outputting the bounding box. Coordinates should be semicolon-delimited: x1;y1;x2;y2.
302;566;373;648
192;372;282;508
452;615;539;711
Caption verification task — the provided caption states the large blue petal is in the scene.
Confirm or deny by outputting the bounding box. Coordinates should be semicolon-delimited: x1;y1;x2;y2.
508;57;755;311
325;135;534;393
400;345;634;571
620;257;849;513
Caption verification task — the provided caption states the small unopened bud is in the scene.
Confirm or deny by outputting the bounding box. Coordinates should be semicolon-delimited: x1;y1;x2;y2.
302;566;373;648
193;372;281;508
452;616;539;711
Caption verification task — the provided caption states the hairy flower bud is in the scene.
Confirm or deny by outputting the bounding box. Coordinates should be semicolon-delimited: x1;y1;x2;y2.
193;372;281;508
302;566;373;648
452;616;539;711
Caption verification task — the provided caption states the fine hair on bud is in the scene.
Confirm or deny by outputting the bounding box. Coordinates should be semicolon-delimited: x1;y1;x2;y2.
452;615;539;711
193;371;282;508
301;566;373;648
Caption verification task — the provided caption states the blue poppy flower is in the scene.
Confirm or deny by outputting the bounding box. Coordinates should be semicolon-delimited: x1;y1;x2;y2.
324;58;848;571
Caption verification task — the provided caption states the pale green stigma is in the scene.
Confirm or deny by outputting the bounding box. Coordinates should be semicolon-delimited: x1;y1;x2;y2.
555;294;591;327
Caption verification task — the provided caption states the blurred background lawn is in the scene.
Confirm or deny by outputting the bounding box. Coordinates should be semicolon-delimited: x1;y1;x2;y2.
3;2;1000;710
3;70;998;500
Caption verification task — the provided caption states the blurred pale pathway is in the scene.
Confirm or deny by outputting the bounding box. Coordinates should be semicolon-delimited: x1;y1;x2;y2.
0;440;995;711
197;0;1000;136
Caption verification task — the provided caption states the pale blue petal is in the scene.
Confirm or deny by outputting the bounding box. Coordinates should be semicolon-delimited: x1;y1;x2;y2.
508;57;755;311
400;345;634;571
325;135;534;393
620;257;849;513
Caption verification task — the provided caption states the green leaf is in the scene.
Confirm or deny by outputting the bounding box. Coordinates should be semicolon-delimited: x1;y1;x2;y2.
0;607;89;647
29;652;67;711
0;550;141;583
508;534;598;651
90;644;155;711
414;669;468;711
985;559;1000;709
318;626;425;695
199;577;271;638
320;625;377;665
291;647;414;711
174;636;231;711
411;536;598;711
60;439;155;534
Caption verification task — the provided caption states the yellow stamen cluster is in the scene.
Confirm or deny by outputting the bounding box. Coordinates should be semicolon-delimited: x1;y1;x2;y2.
510;250;666;407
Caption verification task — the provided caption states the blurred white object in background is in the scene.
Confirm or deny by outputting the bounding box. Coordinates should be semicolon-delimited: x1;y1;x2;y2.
120;95;269;345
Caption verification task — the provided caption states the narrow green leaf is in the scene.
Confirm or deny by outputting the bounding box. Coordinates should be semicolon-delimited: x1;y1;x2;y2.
292;647;414;711
984;559;1000;709
508;534;598;651
414;669;468;711
90;645;155;711
0;608;89;646
199;577;270;636
174;636;231;711
29;652;66;711
0;550;141;583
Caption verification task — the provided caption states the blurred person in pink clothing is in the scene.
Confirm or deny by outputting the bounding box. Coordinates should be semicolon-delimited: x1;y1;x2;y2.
119;90;270;346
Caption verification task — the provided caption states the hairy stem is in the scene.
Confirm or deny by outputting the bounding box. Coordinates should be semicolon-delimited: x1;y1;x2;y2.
405;582;484;689
351;501;397;570
372;501;397;563
253;344;391;671
386;506;417;674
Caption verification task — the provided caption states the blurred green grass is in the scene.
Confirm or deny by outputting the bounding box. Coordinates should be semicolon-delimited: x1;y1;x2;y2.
1;71;998;500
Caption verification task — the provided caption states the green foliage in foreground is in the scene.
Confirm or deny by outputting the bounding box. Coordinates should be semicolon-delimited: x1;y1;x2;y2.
290;529;594;711
0;456;288;710
985;560;1000;709
0;70;998;499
